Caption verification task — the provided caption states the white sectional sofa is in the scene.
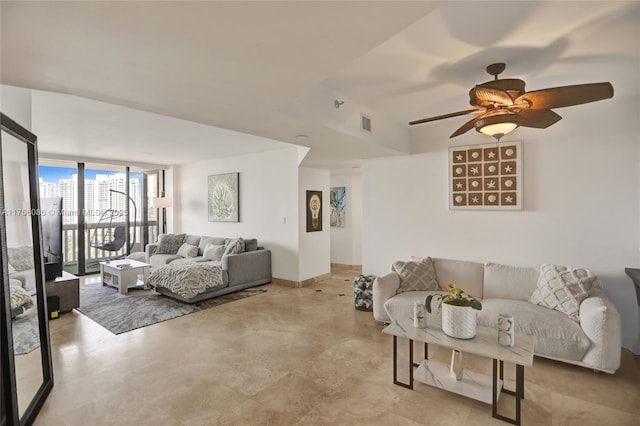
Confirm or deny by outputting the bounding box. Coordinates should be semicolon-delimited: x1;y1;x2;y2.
373;257;621;373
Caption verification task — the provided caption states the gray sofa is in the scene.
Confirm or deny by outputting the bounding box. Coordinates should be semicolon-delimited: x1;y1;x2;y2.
145;233;271;303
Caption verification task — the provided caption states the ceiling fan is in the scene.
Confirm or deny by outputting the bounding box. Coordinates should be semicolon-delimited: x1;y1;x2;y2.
409;63;614;140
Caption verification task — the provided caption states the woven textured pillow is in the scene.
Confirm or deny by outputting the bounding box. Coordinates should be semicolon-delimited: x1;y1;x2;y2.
203;243;225;261
393;257;439;294
176;243;199;258
155;234;186;255
223;238;245;257
529;264;601;322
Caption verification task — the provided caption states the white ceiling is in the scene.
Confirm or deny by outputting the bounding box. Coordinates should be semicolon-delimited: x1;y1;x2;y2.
1;1;638;169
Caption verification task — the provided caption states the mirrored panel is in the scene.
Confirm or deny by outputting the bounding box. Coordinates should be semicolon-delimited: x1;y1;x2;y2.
1;113;53;426
2;130;43;418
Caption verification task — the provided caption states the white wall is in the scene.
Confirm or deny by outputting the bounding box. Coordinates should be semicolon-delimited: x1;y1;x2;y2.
298;167;331;281
363;97;640;352
1;85;32;129
174;147;300;282
330;173;363;266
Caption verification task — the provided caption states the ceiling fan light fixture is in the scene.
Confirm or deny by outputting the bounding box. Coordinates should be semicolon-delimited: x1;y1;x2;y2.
475;113;521;140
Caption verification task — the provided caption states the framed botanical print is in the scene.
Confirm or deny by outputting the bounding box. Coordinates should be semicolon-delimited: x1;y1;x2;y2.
208;172;239;222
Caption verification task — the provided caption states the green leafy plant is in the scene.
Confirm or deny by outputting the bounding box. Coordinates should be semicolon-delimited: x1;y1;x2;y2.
425;283;482;313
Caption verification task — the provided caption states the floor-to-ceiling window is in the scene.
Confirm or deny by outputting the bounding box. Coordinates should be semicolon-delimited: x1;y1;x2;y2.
39;160;161;275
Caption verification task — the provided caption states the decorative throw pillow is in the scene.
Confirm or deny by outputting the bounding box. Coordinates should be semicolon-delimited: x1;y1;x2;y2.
155;233;186;255
393;257;439;294
7;246;34;271
529;264;601;322
203;244;225;261
9;284;33;311
223;238;245;257
176;243;199;258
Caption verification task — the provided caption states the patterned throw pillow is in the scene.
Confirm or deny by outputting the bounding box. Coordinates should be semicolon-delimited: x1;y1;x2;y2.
529;264;601;322
393;257;439;294
155;234;186;255
176;243;199;258
203;244;225;261
223;238;245;257
10;284;33;311
7;246;34;271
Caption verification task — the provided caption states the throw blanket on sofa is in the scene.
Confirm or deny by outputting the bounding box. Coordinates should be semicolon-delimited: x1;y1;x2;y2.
148;260;224;299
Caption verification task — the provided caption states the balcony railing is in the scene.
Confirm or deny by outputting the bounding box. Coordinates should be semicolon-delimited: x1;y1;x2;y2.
62;220;158;268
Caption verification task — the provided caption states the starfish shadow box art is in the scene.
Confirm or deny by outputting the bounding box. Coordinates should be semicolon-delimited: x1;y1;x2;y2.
449;141;522;210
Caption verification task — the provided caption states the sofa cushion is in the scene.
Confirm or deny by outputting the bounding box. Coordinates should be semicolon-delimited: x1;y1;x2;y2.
384;290;447;327
7;246;34;271
177;243;199;258
478;299;591;361
244;238;258;252
203;244;225;261
392;257;439;294
432;258;484;299
149;254;183;268
198;237;226;256
155;233;186;255
529;264;601;322
224;238;245;257
184;234;201;247
483;263;539;301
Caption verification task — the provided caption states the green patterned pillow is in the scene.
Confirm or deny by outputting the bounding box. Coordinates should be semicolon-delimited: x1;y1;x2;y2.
393;257;439;294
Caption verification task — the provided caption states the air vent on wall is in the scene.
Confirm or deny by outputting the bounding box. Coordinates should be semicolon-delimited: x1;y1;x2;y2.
360;114;372;133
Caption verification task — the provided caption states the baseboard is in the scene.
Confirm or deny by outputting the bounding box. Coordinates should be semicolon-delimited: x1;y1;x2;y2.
331;263;362;272
272;272;332;288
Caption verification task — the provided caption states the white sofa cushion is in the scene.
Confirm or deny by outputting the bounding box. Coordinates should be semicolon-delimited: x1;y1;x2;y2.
392;257;439;293
483;262;539;301
529;264;600;322
384;290;447;327
432;258;484;299
478;299;591;361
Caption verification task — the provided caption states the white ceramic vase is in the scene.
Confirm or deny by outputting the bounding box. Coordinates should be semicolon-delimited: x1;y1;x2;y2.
442;303;477;339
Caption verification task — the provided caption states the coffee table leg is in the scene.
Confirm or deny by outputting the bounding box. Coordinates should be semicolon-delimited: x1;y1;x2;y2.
492;358;524;425
393;336;414;390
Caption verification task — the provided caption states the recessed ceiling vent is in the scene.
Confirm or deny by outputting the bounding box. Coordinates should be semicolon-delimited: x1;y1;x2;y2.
360;114;372;134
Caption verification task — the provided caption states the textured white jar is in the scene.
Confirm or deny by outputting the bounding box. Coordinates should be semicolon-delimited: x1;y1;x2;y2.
442;304;477;339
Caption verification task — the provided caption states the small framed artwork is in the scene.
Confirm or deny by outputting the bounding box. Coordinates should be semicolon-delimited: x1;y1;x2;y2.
449;141;522;210
330;186;346;227
208;172;239;222
306;190;322;232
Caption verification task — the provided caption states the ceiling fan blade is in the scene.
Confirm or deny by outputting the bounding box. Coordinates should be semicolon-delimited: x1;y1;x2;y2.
516;82;613;110
518;109;562;128
449;113;486;138
471;86;513;106
409;109;481;125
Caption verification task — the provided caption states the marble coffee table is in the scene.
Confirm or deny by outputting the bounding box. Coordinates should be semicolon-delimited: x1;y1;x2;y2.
383;316;534;425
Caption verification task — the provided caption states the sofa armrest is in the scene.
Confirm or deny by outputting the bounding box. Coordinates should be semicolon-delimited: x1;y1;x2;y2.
579;294;621;372
145;243;158;263
222;249;272;286
373;272;400;323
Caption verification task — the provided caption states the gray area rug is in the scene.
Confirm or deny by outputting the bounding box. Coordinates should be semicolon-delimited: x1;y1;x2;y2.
12;306;41;355
77;284;267;335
